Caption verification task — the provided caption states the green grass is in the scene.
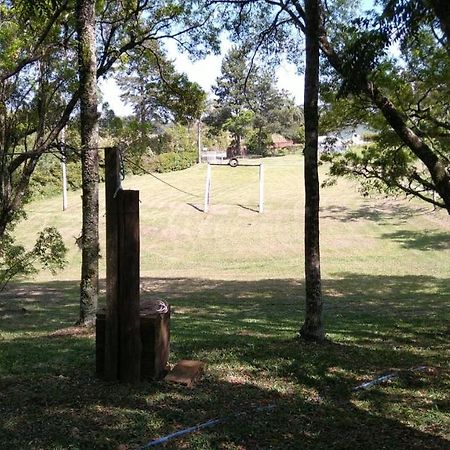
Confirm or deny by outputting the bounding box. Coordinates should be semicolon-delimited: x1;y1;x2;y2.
1;155;449;449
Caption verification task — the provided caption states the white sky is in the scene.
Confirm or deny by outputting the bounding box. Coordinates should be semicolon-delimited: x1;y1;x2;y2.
100;36;305;117
100;0;378;117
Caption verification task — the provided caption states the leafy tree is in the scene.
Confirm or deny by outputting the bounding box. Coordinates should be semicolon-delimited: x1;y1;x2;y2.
0;227;67;292
206;1;449;214
117;46;207;127
0;0;219;314
0;1;74;291
206;46;302;154
320;1;450;210
224;109;255;152
109;45;207;165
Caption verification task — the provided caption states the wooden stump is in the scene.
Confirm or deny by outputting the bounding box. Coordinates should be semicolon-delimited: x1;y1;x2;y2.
96;299;170;380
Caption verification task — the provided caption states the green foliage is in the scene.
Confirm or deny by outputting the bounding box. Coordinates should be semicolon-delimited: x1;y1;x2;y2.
0;227;67;291
224;110;255;144
32;227;67;274
206;46;303;153
117;46;207;126
246;128;271;155
151;123;197;154
321;143;419;198
319;5;450;209
154;151;197;173
30;154;83;199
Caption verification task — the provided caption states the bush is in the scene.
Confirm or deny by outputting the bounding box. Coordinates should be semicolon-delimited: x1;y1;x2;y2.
0;227;67;292
30;155;83;200
154;151;197;173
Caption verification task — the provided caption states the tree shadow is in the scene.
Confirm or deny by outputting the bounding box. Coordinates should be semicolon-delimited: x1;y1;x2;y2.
237;204;260;213
320;203;429;223
0;273;449;448
186;202;204;213
380;229;450;251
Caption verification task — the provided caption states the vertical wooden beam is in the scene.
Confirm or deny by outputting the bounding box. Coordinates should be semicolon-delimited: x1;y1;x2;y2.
104;147;120;380
259;164;265;213
204;164;211;213
118;190;141;383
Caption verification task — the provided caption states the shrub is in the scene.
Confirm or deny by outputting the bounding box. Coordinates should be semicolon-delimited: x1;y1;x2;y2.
154;151;197;173
0;227;67;291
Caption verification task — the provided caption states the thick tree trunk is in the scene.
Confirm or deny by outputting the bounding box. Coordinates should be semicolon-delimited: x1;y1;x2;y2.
76;0;99;326
429;0;450;43
300;0;324;341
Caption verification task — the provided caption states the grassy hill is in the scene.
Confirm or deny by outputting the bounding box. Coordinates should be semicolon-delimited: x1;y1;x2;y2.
15;154;449;281
1;155;449;449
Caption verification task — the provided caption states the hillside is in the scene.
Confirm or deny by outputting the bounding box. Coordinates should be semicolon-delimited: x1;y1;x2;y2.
3;154;450;449
16;154;450;283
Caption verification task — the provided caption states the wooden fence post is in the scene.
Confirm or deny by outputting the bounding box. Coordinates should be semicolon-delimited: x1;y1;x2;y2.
118;190;141;382
104;147;120;380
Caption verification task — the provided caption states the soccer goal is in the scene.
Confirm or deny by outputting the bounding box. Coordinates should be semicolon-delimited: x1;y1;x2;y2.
203;162;265;213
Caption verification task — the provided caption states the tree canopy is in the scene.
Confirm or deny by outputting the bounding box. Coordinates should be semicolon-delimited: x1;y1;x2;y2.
204;0;450;213
320;0;450;209
0;0;219;291
205;46;303;153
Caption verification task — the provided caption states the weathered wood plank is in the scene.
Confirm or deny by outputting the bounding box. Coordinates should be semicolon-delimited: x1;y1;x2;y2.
103;147;120;380
118;190;141;382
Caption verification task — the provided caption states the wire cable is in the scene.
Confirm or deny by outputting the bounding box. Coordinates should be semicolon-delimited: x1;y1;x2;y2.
122;154;202;199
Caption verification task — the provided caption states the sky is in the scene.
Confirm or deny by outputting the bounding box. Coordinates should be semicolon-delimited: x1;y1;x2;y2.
100;37;305;117
101;0;377;117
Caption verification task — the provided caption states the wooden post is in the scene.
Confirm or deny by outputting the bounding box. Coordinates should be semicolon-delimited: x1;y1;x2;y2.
259;163;265;213
204;164;211;213
118;190;141;383
104;147;120;380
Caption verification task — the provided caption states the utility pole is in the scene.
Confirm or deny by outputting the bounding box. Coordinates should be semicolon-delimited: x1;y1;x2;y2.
197;118;202;164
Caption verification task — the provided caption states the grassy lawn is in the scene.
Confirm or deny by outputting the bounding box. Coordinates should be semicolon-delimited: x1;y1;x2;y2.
1;155;449;449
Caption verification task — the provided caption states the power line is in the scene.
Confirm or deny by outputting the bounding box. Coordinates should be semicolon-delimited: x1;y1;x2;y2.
121;154;202;199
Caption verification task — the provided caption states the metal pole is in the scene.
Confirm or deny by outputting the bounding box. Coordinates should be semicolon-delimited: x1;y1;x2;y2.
61;127;68;211
204;164;211;213
197;119;202;164
259;163;264;213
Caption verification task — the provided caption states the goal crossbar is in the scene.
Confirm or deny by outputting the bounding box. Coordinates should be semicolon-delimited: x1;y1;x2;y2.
204;163;264;213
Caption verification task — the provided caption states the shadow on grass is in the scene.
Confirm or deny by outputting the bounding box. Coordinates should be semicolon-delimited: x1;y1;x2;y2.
0;274;449;449
380;229;450;251
320;203;429;223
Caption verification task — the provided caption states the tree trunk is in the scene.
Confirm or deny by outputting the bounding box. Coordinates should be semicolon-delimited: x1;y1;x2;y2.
76;0;99;326
429;0;450;43
300;0;324;341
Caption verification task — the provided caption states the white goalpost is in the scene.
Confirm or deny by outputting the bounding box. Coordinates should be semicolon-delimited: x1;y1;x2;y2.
204;162;265;213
